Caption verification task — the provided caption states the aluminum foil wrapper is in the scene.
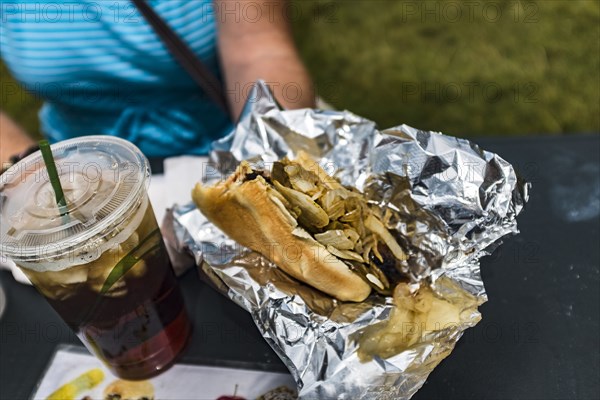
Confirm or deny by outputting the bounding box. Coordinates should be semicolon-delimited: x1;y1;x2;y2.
168;81;529;399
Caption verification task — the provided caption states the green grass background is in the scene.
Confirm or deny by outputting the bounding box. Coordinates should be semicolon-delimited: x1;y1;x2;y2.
1;0;599;138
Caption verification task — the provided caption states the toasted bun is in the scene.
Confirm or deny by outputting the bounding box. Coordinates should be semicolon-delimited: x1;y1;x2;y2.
192;170;371;302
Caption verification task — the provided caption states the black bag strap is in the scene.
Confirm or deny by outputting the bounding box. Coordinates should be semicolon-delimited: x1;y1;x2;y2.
132;0;230;114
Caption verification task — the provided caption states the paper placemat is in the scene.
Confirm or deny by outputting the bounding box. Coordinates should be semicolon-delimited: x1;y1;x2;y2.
32;345;295;400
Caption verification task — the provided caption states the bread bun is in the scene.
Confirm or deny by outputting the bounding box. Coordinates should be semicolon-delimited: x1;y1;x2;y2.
192;165;371;302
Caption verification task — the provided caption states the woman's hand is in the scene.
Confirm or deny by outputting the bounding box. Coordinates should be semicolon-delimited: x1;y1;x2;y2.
214;0;315;120
0;111;35;167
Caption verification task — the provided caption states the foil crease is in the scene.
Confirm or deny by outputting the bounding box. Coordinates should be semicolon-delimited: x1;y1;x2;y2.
168;81;529;399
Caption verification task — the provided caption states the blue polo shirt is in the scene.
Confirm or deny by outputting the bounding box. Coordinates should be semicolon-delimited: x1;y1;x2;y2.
0;0;232;157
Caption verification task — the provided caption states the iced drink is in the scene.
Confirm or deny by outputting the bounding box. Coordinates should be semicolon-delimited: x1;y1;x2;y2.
0;136;191;380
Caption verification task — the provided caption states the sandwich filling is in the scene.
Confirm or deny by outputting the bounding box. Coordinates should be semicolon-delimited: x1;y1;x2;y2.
234;153;409;295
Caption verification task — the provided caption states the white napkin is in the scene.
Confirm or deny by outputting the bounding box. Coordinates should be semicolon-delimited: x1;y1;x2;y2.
150;156;209;223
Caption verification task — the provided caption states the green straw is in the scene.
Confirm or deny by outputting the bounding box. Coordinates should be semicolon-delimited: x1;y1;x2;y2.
39;140;69;215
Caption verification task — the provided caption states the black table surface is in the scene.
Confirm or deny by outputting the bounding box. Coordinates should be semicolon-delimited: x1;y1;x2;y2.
1;134;598;399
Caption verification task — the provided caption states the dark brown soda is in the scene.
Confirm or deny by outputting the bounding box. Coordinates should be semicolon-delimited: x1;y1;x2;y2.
43;241;191;380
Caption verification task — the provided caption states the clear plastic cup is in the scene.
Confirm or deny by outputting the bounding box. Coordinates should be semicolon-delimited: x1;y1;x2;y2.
0;136;191;380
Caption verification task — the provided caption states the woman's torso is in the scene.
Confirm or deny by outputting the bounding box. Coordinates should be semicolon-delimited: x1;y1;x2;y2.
1;0;232;157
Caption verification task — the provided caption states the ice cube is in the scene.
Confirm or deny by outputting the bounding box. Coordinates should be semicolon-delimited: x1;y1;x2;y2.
31;264;88;286
22;264;88;301
36;185;59;209
87;233;141;297
128;260;147;278
87;248;125;296
61;174;88;203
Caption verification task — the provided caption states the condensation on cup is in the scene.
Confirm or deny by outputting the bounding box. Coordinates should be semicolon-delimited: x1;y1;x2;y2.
0;136;192;380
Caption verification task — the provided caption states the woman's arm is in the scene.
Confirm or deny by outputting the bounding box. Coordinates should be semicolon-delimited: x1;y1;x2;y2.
214;0;315;120
0;111;35;167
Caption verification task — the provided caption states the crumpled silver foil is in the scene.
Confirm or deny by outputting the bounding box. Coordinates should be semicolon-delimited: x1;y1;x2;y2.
167;81;529;399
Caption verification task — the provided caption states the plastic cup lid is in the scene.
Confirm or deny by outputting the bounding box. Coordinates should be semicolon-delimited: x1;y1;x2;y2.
0;136;149;262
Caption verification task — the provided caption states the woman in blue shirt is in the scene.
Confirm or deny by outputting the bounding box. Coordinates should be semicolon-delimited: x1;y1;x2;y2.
0;0;314;163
